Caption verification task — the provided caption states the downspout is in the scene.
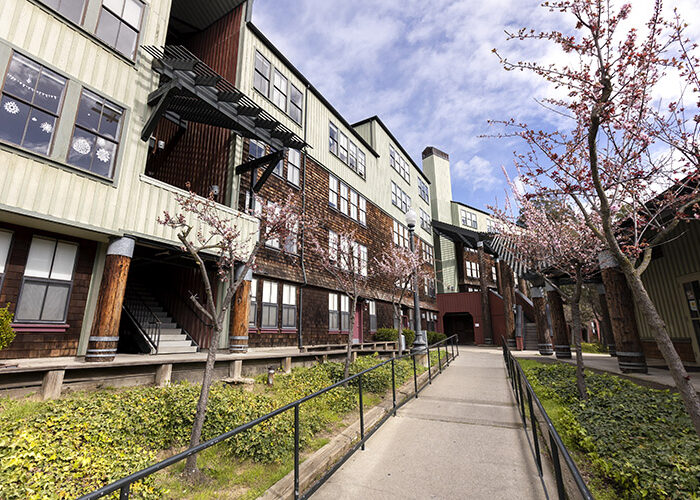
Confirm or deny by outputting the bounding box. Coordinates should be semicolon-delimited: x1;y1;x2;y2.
298;83;310;349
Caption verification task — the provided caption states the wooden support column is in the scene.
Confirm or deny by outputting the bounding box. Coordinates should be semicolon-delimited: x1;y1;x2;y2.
598;251;647;373
518;277;528;295
596;283;616;357
546;283;571;359
477;241;492;345
531;286;553;355
86;237;135;362
229;268;251;353
499;260;516;348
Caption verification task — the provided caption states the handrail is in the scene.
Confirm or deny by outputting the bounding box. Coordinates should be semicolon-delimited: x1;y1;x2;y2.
502;339;593;500
123;290;162;354
77;335;460;500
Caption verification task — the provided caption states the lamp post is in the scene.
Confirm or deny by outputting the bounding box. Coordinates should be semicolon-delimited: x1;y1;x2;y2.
405;209;426;352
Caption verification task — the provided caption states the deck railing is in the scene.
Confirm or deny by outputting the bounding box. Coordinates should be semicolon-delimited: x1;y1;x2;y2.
77;335;459;500
502;340;593;500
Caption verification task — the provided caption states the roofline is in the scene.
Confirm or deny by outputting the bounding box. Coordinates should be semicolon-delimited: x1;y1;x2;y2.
451;200;492;217
352;115;431;184
246;22;379;158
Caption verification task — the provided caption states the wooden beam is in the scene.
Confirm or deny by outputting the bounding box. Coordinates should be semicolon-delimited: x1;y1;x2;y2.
531;286;553;355
229;280;251;353
141;83;180;141
235;150;285;175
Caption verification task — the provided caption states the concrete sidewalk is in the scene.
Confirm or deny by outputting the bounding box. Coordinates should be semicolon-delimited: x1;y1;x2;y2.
311;347;550;500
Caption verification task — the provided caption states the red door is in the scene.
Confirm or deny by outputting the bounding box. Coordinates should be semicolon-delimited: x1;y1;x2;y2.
353;304;363;344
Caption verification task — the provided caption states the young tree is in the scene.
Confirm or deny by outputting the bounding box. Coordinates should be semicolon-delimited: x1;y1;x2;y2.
308;224;370;379
374;244;431;350
493;0;700;433
158;188;300;477
494;188;601;398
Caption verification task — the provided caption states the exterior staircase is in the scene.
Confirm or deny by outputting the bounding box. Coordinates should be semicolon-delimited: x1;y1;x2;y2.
123;285;198;354
524;322;539;350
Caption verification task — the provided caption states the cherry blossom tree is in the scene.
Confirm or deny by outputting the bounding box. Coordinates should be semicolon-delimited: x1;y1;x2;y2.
159;187;301;477
374;244;431;350
493;183;601;398
493;0;700;433
307;224;370;379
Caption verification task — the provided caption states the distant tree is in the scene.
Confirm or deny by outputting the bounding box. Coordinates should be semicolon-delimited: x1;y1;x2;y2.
374;244;431;350
307;224;371;379
159;188;301;477
493;0;700;434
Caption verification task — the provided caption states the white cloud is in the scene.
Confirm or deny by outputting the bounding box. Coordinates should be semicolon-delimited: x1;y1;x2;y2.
451;156;500;192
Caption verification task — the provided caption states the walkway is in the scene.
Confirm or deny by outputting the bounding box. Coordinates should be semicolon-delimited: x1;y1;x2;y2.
311;347;550;500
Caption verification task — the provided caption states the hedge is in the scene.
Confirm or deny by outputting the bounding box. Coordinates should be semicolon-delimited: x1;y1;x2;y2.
0;304;15;351
373;328;415;348
427;331;446;345
521;361;700;499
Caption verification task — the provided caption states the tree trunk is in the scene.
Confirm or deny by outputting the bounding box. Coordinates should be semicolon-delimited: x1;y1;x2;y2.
394;303;404;350
547;285;571;359
571;298;587;399
183;320;222;476
531;286;553;355
596;283;616;356
621;262;700;436
477;241;492;344
344;299;356;380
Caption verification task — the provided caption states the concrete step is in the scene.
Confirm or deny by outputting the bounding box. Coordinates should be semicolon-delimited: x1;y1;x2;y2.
158;345;198;354
159;339;194;348
159;333;187;342
160;328;183;336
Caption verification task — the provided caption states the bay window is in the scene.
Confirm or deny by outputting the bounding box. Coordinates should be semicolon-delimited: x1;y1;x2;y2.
1;53;67;156
15;237;77;323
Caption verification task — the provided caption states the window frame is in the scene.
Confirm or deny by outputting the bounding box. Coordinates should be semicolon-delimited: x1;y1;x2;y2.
340;295;350;332
328;292;339;331
418;177;429;203
328;121;366;179
368;300;377;332
95;0;145;61
261;280;279;329
287;148;301;186
253;51;271;97
271;68;288;112
249;278;258;327
282;284;297;329
39;0;88;26
329;174;339;209
289;83;303;124
0;230;13;292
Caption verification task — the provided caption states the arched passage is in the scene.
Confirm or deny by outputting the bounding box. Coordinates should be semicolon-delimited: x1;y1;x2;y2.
443;312;475;345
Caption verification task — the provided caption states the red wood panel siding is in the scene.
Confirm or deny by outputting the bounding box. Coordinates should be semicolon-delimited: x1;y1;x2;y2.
145;5;245;198
0;224;96;359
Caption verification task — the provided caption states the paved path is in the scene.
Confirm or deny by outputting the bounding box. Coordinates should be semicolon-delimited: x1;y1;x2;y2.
312;347;549;500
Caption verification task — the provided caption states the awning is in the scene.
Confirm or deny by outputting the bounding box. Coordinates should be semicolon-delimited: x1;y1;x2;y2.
140;45;307;152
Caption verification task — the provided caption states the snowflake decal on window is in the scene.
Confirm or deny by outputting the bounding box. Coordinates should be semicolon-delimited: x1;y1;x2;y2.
96;147;111;163
72;137;91;155
40;122;53;134
3;101;20;114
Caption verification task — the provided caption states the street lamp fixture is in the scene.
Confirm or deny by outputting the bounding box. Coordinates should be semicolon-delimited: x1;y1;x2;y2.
405;209;426;352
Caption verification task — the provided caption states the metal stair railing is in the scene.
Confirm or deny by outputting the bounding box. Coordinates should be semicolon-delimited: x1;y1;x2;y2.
123;291;162;354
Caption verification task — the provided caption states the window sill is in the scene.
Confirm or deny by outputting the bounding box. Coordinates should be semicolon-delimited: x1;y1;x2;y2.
12;323;69;333
29;0;139;68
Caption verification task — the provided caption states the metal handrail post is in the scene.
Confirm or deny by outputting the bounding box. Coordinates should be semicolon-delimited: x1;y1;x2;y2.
294;404;300;500
527;389;543;476
549;430;566;500
358;374;365;451
119;485;129;500
437;344;442;373
517;368;526;429
412;353;418;398
427;346;432;384
391;358;397;416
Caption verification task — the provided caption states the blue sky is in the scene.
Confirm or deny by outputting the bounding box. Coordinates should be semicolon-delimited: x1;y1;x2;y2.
252;0;700;213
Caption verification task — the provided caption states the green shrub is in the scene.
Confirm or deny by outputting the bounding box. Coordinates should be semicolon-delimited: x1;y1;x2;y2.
427;331;446;345
374;328;398;342
321;353;416;393
521;361;700;499
401;329;416;348
0;304;15;351
578;342;608;354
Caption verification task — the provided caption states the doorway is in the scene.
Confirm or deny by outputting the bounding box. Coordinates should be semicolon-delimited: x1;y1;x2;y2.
443;313;475;345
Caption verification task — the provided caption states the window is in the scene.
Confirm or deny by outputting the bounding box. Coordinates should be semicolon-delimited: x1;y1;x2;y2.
492;265;497;283
249;279;257;327
392;220;409;248
96;0;144;59
466;261;480;279
282;284;297;328
253;51;271;96
358;196;366;225
368;300;377;332
287;149;301;186
0;230;12;290
349;190;358;220
284;222;298;254
265;202;281;249
329;123;338;155
249;139;265;159
261;281;278;328
348;141;357;170
422;242;434;265
357;150;366;178
1;53;67;156
418;178;429;203
328;230;338;262
289;84;303;124
391;182;410;213
329;174;339;209
420;209;431;232
328;293;339;330
424;278;436;297
15;237;77;322
359;244;368;276
42;0;87;24
340;295;350;331
338;132;348;163
339;182;349;215
339;237;349;271
460;209;478;229
271;69;288;111
67;89;123;178
389;146;410;183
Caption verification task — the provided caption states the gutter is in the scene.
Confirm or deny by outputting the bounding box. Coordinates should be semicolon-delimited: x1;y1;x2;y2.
298;83;310;349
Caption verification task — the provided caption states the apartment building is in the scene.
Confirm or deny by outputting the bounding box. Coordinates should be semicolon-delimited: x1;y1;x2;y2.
0;0;438;361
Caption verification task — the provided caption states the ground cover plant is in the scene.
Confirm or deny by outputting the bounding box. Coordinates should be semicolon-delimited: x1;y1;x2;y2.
0;354;428;500
519;360;700;499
